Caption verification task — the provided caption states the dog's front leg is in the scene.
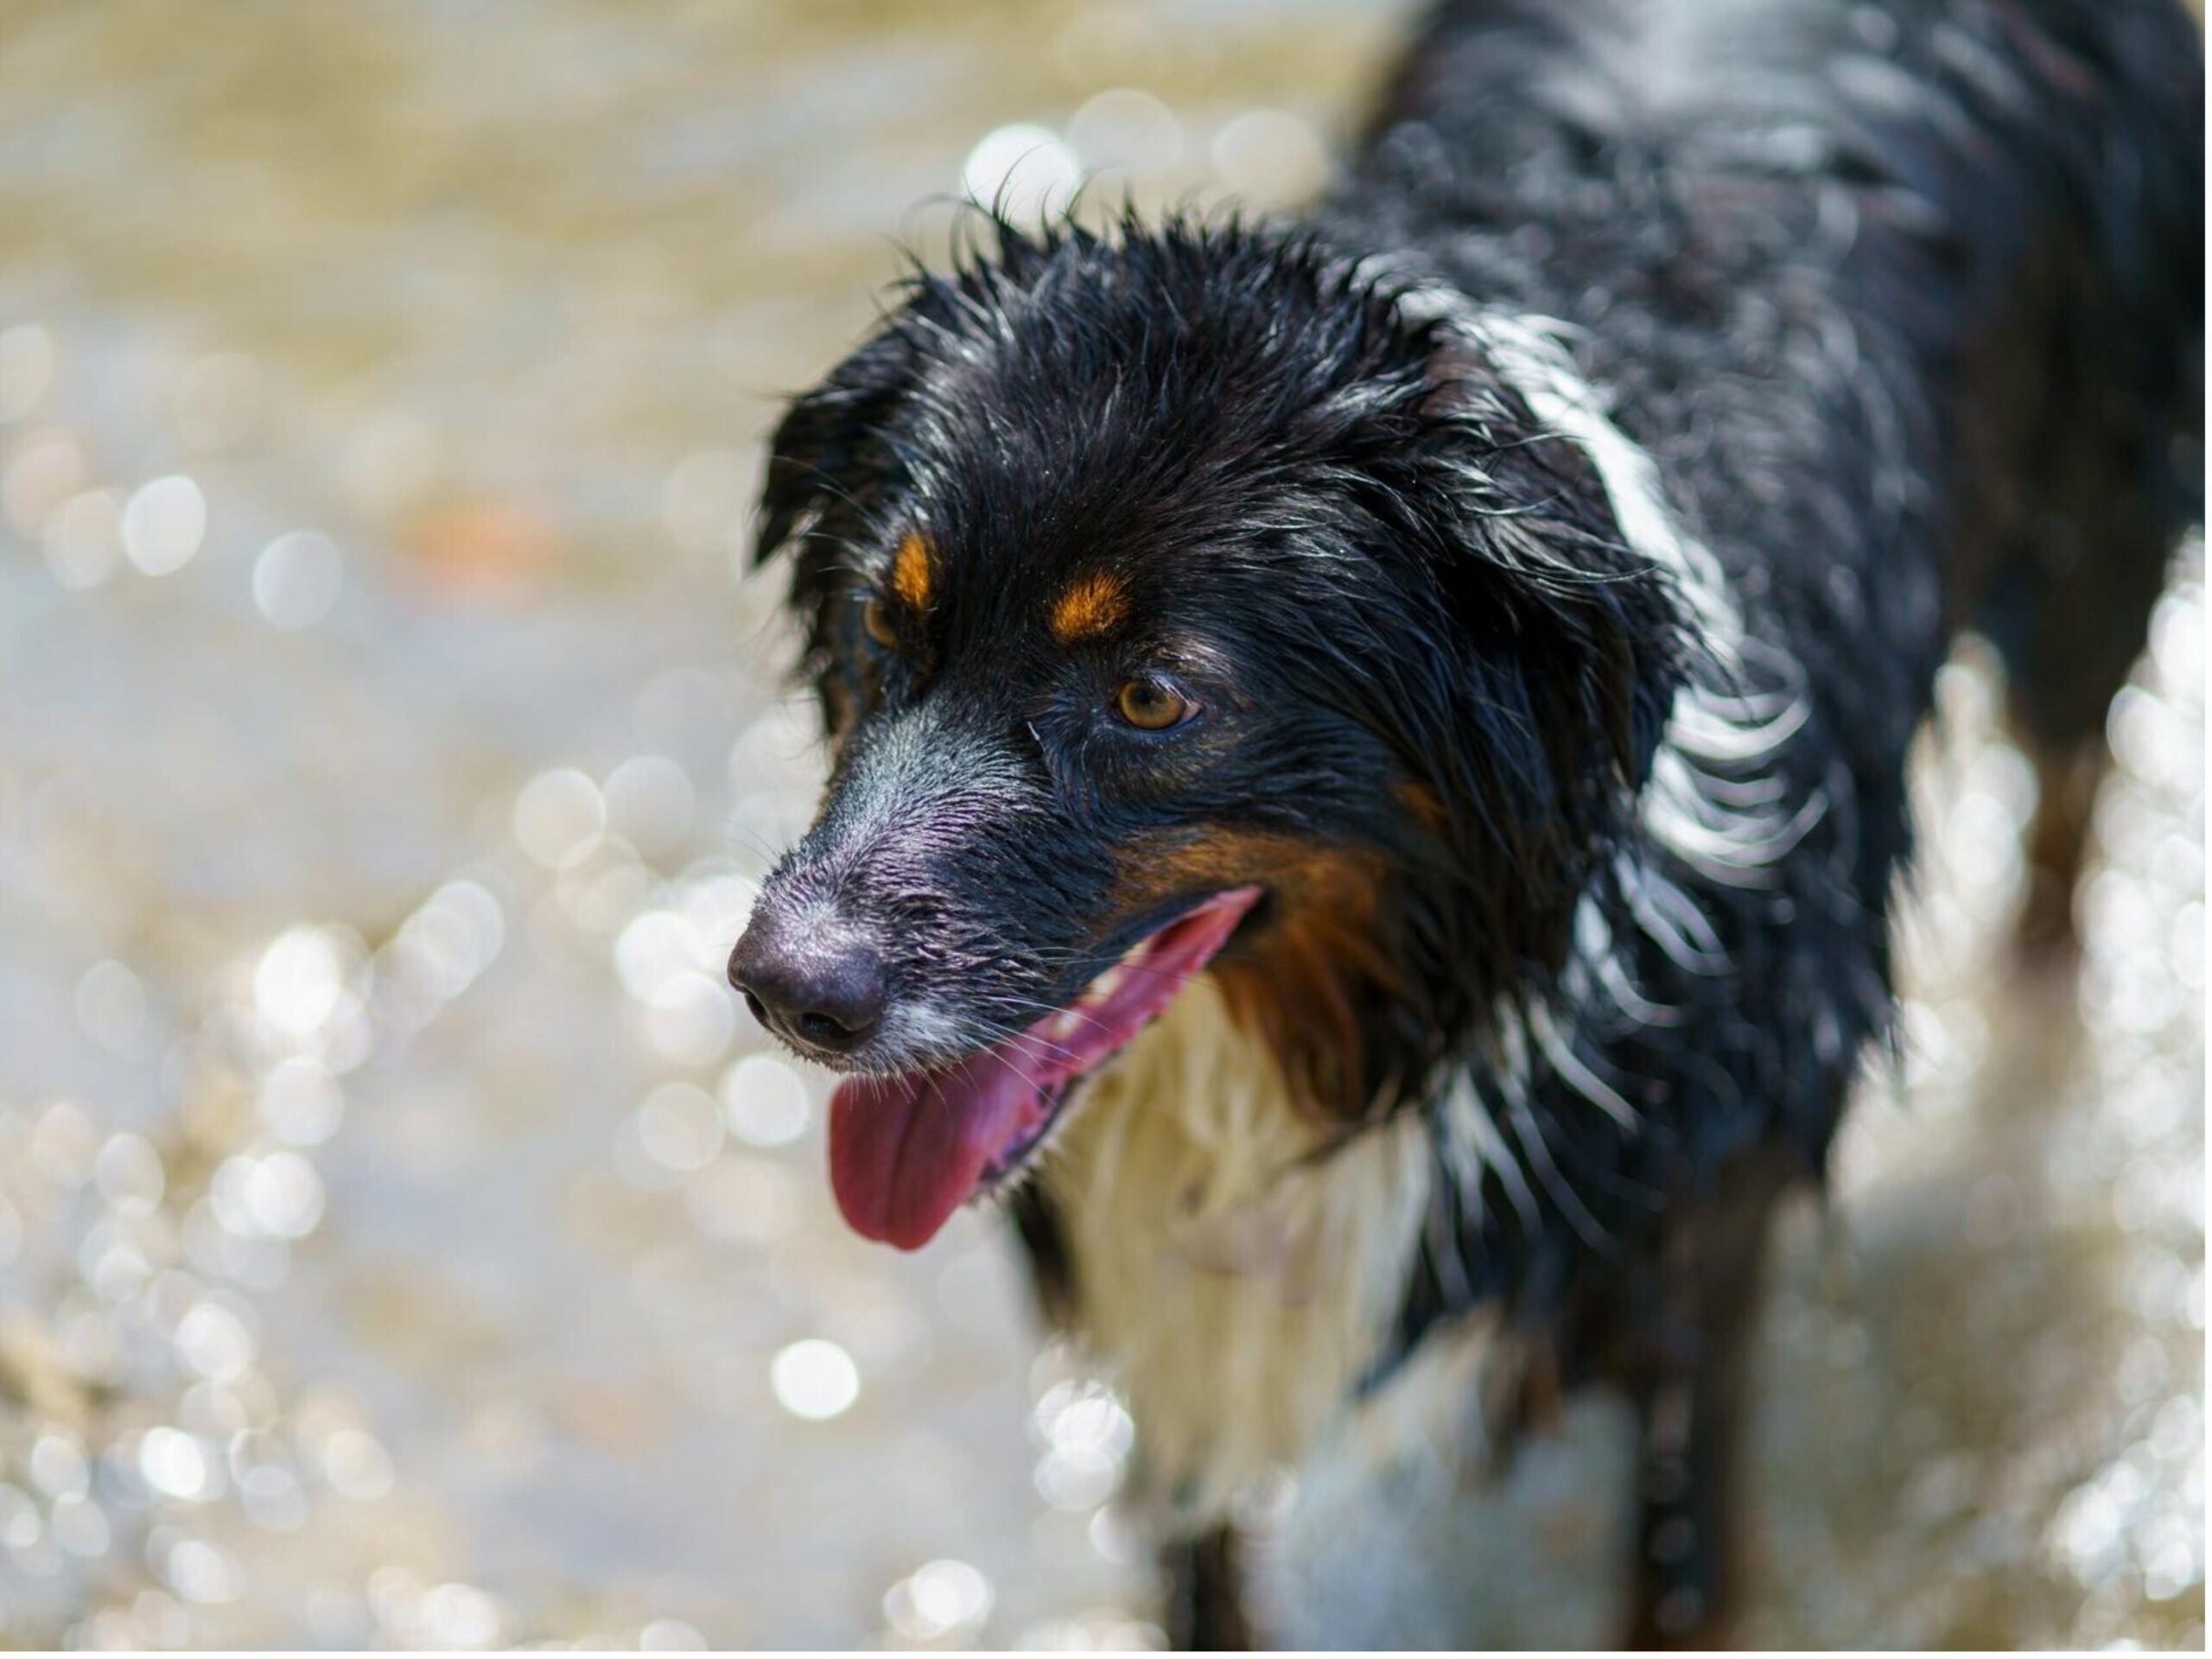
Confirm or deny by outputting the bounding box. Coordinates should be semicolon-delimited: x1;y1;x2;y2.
1161;1524;1254;1650
1615;1141;1802;1648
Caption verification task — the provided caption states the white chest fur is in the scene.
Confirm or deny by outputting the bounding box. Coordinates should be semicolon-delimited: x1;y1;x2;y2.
1039;976;1445;1525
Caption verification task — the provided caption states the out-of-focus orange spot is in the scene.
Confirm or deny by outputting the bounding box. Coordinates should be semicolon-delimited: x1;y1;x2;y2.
404;500;559;593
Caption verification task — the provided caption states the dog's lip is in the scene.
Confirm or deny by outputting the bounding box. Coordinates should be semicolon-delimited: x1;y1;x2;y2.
825;886;1265;1250
921;903;1255;1189
976;1078;1070;1187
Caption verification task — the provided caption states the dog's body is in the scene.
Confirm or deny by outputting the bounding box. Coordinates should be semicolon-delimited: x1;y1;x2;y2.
732;0;2202;1644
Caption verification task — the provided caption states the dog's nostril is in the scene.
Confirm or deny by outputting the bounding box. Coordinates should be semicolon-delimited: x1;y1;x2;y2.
728;918;887;1055
782;988;880;1052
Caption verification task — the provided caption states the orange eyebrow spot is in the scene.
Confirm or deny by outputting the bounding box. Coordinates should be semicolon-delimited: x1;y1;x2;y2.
892;531;933;612
1051;572;1129;643
1392;780;1449;835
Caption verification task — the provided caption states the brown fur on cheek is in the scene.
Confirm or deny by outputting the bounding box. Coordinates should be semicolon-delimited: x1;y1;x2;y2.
1113;830;1403;1121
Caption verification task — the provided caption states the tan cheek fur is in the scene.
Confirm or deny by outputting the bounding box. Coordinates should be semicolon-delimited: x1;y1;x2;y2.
1111;832;1402;1119
1040;974;1448;1526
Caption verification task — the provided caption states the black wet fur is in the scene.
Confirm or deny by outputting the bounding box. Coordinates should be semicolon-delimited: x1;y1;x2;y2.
741;0;2202;1643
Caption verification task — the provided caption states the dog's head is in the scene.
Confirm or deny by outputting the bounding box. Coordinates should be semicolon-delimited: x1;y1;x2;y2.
730;216;1685;1249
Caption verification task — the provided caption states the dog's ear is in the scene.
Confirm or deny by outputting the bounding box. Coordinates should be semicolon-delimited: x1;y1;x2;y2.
756;326;922;569
753;319;930;687
1381;326;1688;951
1446;407;1681;810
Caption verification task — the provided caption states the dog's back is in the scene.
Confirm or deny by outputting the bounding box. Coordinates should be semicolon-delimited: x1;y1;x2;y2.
1341;0;2203;949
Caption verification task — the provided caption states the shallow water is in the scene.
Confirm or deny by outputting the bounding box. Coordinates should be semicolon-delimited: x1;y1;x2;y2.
0;1;2200;1648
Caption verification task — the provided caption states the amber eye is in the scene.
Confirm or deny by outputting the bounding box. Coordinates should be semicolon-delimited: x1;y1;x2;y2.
861;596;898;649
1115;675;1198;731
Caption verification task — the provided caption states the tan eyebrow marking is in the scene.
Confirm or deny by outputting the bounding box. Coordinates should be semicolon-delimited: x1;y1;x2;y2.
1051;571;1129;643
891;531;933;612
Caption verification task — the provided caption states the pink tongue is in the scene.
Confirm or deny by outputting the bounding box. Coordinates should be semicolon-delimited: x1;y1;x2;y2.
828;1039;1055;1251
827;887;1261;1250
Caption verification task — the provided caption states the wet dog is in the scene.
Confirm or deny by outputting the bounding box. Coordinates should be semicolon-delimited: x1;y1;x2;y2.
730;0;2202;1643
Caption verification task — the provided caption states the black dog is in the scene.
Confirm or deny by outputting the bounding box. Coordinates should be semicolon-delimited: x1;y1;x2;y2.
730;0;2202;1643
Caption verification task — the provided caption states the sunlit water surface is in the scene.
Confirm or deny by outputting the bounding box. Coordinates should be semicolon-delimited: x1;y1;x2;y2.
0;1;2200;1648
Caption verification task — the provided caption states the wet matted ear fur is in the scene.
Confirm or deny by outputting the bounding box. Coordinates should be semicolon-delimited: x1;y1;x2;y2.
1346;317;1691;1001
752;216;1082;714
1439;334;1681;811
753;320;931;713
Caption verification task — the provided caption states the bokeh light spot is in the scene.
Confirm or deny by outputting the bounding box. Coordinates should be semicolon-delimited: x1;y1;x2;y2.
513;767;607;869
120;474;207;575
721;1053;810;1148
962;124;1079;221
253;530;344;630
771;1338;860;1421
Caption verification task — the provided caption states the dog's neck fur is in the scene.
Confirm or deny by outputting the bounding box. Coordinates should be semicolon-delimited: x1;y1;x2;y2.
1039;975;1433;1524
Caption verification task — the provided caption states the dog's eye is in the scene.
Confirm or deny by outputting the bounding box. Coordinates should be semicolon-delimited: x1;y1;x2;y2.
1114;675;1198;731
861;596;898;649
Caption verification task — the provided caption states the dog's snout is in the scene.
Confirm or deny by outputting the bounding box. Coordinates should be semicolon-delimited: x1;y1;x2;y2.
728;912;887;1058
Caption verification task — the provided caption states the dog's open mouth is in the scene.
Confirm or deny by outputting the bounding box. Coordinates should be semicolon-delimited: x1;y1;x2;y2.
826;886;1262;1249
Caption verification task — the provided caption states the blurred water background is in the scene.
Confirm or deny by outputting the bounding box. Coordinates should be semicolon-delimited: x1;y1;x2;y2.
0;0;2201;1648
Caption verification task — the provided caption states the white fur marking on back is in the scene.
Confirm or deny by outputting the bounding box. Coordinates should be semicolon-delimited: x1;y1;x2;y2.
1458;307;1823;888
1463;312;1744;661
1377;276;1821;887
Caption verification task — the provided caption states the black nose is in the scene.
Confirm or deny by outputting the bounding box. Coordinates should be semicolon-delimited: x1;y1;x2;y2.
728;913;887;1057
